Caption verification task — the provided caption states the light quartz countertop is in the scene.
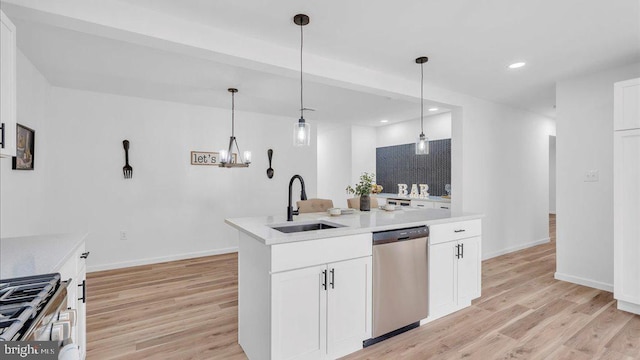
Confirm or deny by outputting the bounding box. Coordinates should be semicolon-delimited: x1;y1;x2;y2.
226;208;481;245
0;233;87;279
375;193;451;203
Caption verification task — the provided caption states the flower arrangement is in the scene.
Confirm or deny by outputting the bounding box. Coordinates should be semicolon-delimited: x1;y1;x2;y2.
346;172;383;196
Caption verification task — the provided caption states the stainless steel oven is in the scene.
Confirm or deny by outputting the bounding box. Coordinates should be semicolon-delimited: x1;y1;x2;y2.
0;273;80;359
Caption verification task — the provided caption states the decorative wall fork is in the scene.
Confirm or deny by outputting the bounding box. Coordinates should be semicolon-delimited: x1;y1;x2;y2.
122;140;133;179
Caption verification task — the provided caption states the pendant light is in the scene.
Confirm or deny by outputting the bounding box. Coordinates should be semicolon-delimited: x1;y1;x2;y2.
415;56;429;155
219;88;251;168
293;14;311;147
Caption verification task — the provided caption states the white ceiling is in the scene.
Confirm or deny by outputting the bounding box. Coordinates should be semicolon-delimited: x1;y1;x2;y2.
7;0;640;120
13;19;450;126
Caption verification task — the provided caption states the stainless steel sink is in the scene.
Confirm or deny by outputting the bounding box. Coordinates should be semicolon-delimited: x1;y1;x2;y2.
271;221;346;234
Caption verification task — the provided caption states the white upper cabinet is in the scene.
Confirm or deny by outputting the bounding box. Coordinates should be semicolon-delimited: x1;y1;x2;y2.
0;10;17;158
614;78;640;131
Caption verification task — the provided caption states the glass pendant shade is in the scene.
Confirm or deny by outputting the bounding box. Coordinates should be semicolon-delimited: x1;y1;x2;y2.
416;133;429;155
243;151;252;164
219;149;229;163
293;118;310;146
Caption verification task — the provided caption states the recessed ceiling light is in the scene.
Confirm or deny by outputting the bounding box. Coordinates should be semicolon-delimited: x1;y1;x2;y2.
508;62;526;69
428;108;438;112
380;119;389;123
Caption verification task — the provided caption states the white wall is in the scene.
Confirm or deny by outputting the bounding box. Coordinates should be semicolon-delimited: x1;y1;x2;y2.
317;123;377;209
460;99;555;259
555;62;640;291
317;123;352;208
351;125;377;191
38;87;317;271
376;112;452;148
0;50;51;237
549;136;556;214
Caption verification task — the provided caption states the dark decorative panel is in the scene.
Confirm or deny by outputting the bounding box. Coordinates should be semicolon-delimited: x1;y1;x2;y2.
376;139;451;196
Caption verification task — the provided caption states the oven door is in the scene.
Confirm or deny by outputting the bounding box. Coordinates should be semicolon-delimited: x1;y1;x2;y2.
25;281;80;360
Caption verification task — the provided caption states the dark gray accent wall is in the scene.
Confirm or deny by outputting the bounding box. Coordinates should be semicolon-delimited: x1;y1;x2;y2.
376;139;451;196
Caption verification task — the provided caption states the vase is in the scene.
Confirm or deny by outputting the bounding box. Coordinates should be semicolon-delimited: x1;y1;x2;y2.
360;195;371;211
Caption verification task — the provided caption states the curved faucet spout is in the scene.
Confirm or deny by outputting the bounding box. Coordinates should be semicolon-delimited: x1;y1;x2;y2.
287;175;307;221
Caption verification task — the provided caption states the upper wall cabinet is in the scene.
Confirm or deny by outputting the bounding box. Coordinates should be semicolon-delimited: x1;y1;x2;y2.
0;10;17;158
614;78;640;131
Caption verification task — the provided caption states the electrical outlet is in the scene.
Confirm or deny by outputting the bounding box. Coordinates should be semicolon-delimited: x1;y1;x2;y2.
584;170;599;182
120;231;127;241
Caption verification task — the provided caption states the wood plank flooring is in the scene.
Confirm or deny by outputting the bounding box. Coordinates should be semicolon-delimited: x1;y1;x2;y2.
87;214;640;359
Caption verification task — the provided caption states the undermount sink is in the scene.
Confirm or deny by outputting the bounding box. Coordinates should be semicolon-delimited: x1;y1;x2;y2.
271;221;346;234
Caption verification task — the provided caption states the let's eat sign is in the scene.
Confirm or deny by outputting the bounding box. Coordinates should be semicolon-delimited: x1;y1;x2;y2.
190;151;237;166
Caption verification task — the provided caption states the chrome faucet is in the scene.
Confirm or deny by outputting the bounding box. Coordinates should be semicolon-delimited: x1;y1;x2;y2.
287;175;307;221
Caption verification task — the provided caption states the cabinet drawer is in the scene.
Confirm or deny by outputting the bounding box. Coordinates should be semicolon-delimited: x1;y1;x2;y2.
433;202;451;210
430;220;481;244
271;233;372;273
411;200;434;208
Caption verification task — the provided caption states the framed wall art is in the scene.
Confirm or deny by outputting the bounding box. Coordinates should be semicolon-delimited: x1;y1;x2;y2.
12;124;35;170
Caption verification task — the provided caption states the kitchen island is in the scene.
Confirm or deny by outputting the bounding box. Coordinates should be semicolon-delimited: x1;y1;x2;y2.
226;208;482;360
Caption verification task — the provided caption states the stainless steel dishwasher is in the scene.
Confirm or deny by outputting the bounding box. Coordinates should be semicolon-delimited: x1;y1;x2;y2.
365;225;429;347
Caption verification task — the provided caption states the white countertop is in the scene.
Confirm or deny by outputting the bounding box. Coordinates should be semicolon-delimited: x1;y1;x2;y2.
226;208;481;245
375;193;451;203
0;233;87;279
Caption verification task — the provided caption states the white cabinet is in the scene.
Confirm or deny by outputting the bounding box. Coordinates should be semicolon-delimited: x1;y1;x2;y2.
614;78;640;131
272;264;326;360
57;241;89;360
428;220;481;320
239;233;372;360
0;10;17;158
433;201;451;210
410;199;434;208
409;199;451;210
614;79;640;315
272;257;371;360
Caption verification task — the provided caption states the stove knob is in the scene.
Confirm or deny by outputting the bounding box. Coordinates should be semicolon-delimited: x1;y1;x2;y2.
58;309;77;326
50;320;71;343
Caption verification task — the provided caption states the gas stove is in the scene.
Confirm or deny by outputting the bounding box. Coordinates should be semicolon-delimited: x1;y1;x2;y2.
0;273;66;342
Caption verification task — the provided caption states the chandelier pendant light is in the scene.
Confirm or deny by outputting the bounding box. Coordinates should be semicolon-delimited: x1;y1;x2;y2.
293;14;311;147
415;56;429;155
219;88;251;168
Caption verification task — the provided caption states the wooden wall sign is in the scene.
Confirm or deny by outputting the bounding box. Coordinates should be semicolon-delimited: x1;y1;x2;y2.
190;151;237;166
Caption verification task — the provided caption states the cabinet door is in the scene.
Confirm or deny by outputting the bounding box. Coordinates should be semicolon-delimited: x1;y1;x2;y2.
326;257;372;359
614;129;640;305
429;241;457;317
614;79;640;131
0;10;16;158
457;237;482;303
271;265;326;360
76;263;87;360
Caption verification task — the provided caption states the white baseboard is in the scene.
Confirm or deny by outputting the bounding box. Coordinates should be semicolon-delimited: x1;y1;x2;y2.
617;300;640;315
482;237;550;260
87;247;238;273
554;272;613;292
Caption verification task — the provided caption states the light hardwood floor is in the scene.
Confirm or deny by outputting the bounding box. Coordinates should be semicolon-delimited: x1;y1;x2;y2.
87;214;640;359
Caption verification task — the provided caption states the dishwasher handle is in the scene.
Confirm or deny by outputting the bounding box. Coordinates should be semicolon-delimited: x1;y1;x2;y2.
373;226;429;245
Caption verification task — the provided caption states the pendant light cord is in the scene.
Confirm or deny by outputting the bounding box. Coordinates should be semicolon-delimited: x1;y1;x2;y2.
231;91;235;137
300;22;304;120
420;62;424;135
